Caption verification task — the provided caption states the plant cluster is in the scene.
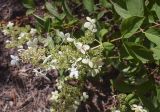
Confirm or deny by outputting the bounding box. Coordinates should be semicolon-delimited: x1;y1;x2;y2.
1;0;160;112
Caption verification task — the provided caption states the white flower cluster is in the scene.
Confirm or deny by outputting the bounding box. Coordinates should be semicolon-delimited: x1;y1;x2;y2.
2;21;38;66
68;58;82;79
2;21;14;35
50;90;59;102
57;31;75;43
82;58;93;68
84;17;97;33
74;42;90;54
131;104;148;112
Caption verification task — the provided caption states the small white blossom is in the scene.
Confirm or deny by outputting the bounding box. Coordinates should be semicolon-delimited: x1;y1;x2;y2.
56;79;64;90
81;92;89;101
10;55;19;66
7;22;14;28
2;29;9;35
30;28;37;36
27;38;38;48
73;101;80;110
91;68;100;77
74;42;90;54
50;90;59;102
131;104;147;112
74;101;80;105
58;51;63;55
5;39;11;43
69;66;79;79
82;58;94;68
18;32;28;39
58;31;75;42
84;17;97;33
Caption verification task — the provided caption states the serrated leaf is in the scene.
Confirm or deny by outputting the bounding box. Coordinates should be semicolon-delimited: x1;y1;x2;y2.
100;0;111;8
121;16;144;38
124;42;153;63
152;2;160;20
45;2;62;21
111;79;134;93
34;15;45;28
83;0;94;13
152;46;160;60
145;28;160;45
62;0;72;17
126;0;144;17
112;3;131;19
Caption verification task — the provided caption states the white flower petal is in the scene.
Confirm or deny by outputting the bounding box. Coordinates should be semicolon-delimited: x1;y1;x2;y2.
92;28;97;33
82;58;89;64
11;60;17;65
67;37;75;42
83;44;90;51
88;61;94;68
30;28;37;36
75;42;83;49
65;33;70;38
7;22;14;28
80;49;86;54
84;22;92;28
59;31;65;37
86;17;92;22
91;19;96;24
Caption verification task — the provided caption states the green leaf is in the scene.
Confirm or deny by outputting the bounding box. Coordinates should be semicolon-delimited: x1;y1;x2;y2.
124;42;153;63
112;3;131;19
152;46;160;60
34;15;45;28
45;2;62;21
99;29;108;38
26;9;35;15
100;0;112;8
156;86;160;103
152;2;160;20
44;18;52;32
103;42;115;51
21;0;35;9
126;0;144;17
111;79;134;93
145;28;160;45
121;16;144;38
61;0;72;17
83;0;94;13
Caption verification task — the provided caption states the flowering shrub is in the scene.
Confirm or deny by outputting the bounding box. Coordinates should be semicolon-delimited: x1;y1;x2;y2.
1;0;160;111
